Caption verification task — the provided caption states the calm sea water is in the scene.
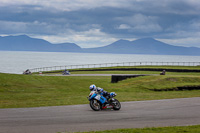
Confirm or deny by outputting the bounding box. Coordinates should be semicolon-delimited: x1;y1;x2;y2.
1;51;200;74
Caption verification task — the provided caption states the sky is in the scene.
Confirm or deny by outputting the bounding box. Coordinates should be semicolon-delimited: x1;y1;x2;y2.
0;0;200;48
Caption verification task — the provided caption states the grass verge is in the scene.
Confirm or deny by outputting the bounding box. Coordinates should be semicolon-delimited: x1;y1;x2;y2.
74;125;200;133
0;72;200;108
69;70;200;76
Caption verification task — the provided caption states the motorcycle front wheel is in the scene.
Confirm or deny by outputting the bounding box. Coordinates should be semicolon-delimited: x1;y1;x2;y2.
90;99;102;111
112;99;121;110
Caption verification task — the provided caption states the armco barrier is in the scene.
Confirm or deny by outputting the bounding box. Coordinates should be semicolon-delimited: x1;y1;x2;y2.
29;62;200;73
71;68;200;73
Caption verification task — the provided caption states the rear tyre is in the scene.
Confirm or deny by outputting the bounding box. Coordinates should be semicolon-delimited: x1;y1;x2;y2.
112;99;121;110
90;99;101;111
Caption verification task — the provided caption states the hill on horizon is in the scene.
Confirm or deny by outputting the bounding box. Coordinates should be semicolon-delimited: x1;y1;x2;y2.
83;37;200;55
0;35;200;56
0;35;82;52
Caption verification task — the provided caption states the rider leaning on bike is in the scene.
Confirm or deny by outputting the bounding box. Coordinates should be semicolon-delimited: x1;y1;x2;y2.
89;84;110;100
88;84;121;111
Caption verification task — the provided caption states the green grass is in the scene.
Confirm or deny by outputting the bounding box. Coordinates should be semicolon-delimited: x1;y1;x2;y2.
0;73;109;108
69;70;200;76
75;125;200;133
110;75;200;101
1;72;200;108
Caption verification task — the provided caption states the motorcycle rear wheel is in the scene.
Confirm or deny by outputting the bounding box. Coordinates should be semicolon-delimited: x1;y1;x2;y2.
90;99;102;111
112;99;121;110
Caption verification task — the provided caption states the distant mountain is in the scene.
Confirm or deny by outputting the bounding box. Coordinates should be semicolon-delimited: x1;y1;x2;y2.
83;38;200;55
0;35;200;55
0;35;82;52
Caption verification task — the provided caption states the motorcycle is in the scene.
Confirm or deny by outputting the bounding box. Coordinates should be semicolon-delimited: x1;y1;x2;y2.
23;69;32;75
87;91;121;111
62;70;70;75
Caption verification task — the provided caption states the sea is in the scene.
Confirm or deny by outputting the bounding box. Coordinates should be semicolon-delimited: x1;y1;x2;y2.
1;51;200;74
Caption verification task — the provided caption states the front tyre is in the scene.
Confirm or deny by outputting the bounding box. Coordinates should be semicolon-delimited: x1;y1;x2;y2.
90;99;101;111
112;99;121;110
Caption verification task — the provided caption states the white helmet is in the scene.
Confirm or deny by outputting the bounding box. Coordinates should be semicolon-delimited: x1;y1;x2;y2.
89;84;96;91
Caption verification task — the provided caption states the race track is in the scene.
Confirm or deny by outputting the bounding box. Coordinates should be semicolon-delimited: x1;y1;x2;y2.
0;97;200;133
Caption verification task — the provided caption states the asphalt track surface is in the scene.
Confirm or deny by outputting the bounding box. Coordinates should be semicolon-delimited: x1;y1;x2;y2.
0;97;200;133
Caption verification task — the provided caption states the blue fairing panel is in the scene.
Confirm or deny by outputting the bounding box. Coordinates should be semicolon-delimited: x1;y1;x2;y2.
99;96;107;104
90;93;97;100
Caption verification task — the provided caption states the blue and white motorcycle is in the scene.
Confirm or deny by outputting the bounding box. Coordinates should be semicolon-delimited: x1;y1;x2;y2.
87;91;121;111
62;69;70;75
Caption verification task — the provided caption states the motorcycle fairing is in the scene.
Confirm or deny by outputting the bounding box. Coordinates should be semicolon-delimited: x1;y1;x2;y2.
99;96;107;104
90;93;97;100
89;92;107;104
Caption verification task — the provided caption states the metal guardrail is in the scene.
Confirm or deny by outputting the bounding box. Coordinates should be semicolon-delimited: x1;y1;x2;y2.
29;62;200;73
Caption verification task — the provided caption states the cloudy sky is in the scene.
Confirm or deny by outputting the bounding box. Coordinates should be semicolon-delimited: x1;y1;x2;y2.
0;0;200;48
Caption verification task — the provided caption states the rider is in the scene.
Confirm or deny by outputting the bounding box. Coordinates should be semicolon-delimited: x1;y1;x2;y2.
63;69;70;75
89;84;110;100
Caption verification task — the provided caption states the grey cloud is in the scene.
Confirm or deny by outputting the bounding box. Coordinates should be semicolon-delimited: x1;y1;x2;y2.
0;0;200;47
115;14;163;33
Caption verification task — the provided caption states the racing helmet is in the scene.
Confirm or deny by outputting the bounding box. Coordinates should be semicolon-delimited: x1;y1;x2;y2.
89;84;96;91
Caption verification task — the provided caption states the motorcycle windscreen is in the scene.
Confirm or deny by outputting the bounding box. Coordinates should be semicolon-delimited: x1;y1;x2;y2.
99;96;107;104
